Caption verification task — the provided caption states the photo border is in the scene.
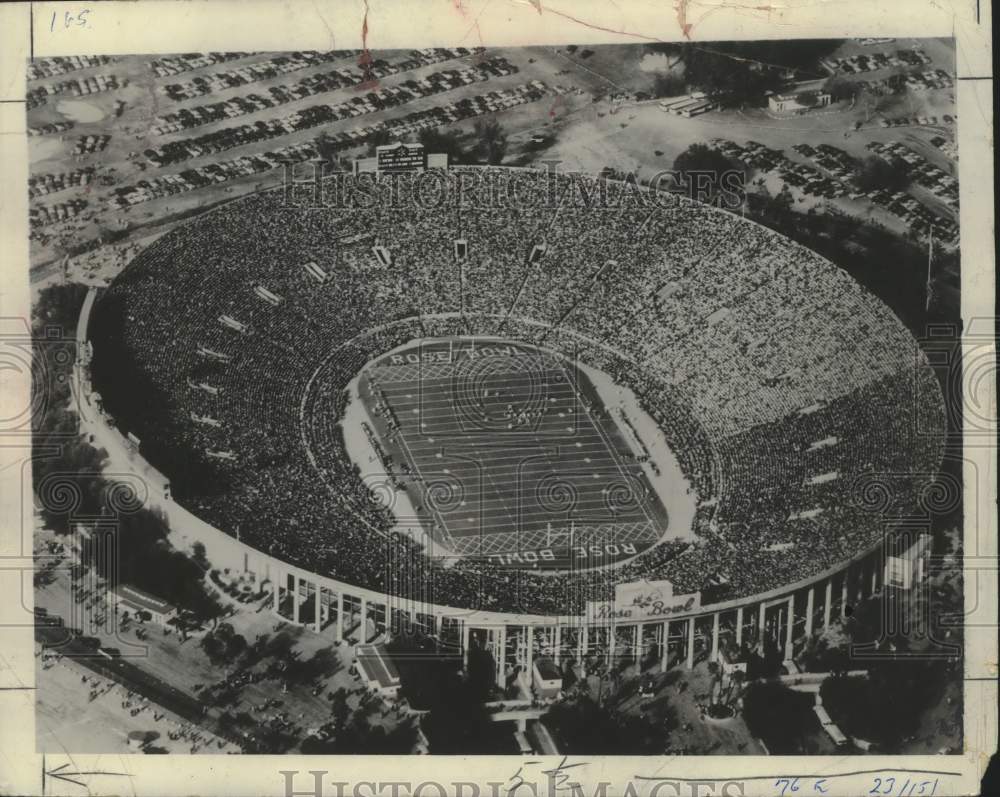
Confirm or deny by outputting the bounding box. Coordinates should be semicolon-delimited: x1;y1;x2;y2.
0;1;994;795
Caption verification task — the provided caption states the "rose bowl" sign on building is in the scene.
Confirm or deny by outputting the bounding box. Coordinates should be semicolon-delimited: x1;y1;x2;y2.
586;579;701;623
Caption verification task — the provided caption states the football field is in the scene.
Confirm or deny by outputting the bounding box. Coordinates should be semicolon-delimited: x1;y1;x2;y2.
362;339;670;571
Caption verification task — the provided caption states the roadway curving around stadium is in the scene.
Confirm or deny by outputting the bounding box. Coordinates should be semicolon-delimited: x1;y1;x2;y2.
78;166;949;676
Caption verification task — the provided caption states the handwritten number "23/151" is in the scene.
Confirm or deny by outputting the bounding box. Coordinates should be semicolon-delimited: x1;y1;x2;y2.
50;10;91;32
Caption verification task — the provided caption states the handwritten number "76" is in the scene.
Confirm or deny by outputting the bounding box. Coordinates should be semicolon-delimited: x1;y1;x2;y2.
50;10;91;32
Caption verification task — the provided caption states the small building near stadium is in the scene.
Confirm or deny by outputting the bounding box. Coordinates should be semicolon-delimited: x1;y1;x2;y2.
768;88;832;115
110;584;177;625
532;656;563;698
355;643;402;699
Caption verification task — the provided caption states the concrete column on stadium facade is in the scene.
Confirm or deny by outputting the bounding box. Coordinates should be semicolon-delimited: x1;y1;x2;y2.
336;592;344;642
435;614;443;652
710;614;720;662
525;626;534;679
870;561;879;595
462;621;470;668
660;620;670;671
580;624;588;661
497;624;507;687
359;598;368;644
840;571;849;620
292;575;301;624
685;617;695;669
735;607;743;648
758;602;767;652
784;595;795;661
633;625;642;665
271;573;280;617
824;579;833;630
554;625;561;662
314;585;322;633
805;586;815;637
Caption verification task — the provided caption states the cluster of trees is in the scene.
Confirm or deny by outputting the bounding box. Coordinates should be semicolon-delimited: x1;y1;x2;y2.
742;681;822;754
300;686;416;753
544;689;677;754
854;155;911;193
388;634;502;753
646;40;840;102
672;143;746;205
200;621;248;665
819;661;949;751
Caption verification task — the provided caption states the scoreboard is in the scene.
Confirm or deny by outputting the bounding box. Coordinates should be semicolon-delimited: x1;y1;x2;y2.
376;142;427;172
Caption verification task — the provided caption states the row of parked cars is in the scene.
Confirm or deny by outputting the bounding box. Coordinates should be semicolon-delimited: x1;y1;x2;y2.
28;55;113;81
144;57;518;167
29;168;94;199
115;141;318;207
158;50;364;101
29;198;89;228
73;135;111;156
114;81;555;208
715;139;849;199
866;141;958;208
27;75;122;109
152;48;489;135
878;112;955;128
792;143;858;182
824;47;931;74
148;52;251;78
27;121;74;137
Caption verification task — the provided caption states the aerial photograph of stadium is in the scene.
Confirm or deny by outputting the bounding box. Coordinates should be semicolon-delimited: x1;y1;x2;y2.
29;38;965;757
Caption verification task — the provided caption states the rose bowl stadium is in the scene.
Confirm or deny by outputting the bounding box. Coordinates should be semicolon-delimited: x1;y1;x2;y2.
76;163;948;677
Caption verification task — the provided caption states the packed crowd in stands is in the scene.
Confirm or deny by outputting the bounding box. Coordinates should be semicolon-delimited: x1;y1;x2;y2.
88;167;948;617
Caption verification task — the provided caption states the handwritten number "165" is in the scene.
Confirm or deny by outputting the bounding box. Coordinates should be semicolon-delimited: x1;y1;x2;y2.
50;10;91;32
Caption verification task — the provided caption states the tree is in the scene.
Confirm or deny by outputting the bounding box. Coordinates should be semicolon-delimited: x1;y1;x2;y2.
648;40;840;101
200;622;247;665
823;76;858;102
192;542;208;569
800;622;852;675
742;681;817;754
417;127;467;164
364;128;394;156
652;73;686;99
855;156;910;193
544;691;676;754
672;143;744;205
473;118;507;165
